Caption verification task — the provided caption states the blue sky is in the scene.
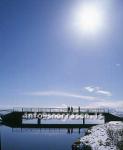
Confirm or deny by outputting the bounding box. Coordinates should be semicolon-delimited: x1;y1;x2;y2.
0;0;123;108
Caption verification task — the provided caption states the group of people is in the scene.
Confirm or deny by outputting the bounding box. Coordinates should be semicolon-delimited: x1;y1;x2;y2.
67;106;81;113
67;106;73;113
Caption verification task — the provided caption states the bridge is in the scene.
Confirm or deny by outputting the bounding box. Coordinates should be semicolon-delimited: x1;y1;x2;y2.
1;107;123;128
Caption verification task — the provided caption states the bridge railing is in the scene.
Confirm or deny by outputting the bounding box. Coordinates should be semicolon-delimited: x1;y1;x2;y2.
13;107;110;113
13;107;69;113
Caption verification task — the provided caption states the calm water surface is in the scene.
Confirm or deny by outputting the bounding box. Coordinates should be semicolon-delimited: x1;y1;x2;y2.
1;126;86;150
0;119;104;150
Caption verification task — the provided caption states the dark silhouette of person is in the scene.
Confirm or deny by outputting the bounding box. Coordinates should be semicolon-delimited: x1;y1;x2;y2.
78;106;80;114
71;107;73;113
67;106;70;113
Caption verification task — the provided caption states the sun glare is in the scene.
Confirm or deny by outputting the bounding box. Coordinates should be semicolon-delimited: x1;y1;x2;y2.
73;4;103;34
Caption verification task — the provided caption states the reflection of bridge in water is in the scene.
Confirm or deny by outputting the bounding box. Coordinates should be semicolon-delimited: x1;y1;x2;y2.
12;127;87;135
0;107;123;150
1;107;123;129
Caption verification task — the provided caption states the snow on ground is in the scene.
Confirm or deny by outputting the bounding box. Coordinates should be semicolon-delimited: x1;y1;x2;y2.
80;121;123;150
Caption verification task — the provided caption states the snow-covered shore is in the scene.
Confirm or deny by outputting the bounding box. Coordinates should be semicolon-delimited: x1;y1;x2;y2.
80;121;123;150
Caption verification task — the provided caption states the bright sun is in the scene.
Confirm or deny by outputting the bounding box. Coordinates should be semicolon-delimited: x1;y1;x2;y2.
73;4;103;34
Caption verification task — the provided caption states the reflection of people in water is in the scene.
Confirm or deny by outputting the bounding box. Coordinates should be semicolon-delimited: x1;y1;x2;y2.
67;128;70;134
67;128;73;134
71;128;73;133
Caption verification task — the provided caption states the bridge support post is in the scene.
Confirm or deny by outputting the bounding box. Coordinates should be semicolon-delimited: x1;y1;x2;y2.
37;118;41;125
83;115;85;125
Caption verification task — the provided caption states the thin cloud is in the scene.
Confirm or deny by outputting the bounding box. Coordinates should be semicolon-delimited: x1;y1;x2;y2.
116;63;121;67
96;90;112;96
84;86;112;97
25;91;99;101
84;86;95;92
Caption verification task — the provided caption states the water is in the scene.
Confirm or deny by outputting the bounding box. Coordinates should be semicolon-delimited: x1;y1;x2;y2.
1;125;85;150
0;119;104;150
1;110;122;150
